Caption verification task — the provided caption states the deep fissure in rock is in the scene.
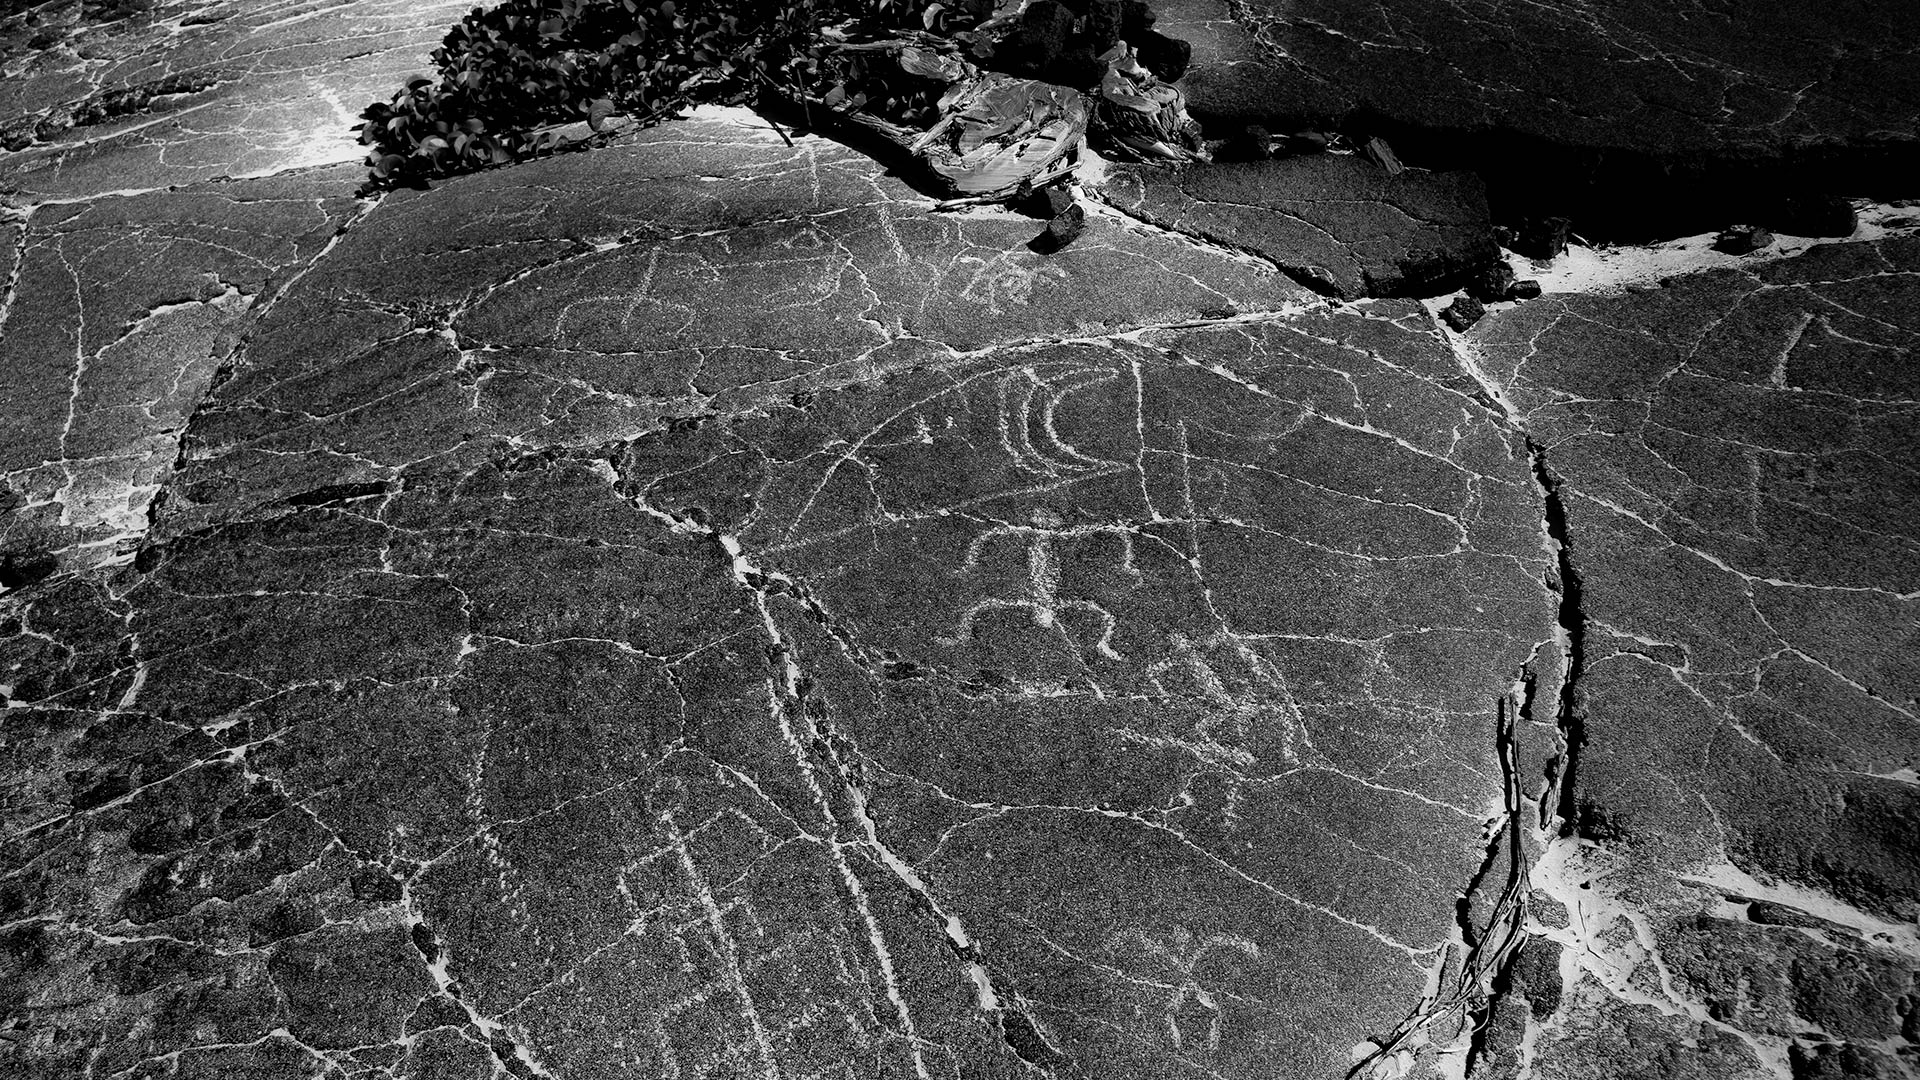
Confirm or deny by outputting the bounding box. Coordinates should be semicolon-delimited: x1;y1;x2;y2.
1459;691;1530;1075
1525;441;1587;837
1349;690;1532;1079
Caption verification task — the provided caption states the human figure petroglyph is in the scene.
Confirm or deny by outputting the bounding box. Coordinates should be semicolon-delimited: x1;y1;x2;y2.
928;359;1145;655
936;507;1141;659
1107;926;1261;1054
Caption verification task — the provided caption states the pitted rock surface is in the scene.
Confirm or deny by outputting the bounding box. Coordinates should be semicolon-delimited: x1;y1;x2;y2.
1165;0;1920;157
1097;155;1497;297
0;0;466;196
1466;237;1920;1079
2;1;1919;1079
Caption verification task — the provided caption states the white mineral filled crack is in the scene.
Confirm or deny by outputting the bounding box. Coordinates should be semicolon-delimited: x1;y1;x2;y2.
611;452;1042;1067
0;210;27;339
711;528;970;1073
1080;181;1301;280
543;502;950;1073
397;883;561;1079
1862;766;1919;788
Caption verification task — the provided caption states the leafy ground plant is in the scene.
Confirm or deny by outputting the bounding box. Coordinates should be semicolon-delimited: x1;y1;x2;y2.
357;0;1195;195
357;0;958;191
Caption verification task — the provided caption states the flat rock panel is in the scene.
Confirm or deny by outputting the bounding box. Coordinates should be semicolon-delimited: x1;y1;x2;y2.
1468;235;1920;1077
617;305;1555;1076
0;108;1555;1080
0;171;360;575
0;0;471;196
1098;156;1497;298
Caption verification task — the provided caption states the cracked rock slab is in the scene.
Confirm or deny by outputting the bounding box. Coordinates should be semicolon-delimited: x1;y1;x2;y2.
0;0;472;197
1096;155;1498;298
1159;0;1920;236
1167;0;1920;156
2;103;1557;1079
154;110;1312;535
1467;235;1920;1079
0;168;363;581
617;303;1557;1077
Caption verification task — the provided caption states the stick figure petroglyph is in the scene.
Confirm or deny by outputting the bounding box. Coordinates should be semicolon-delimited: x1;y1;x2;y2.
936;507;1142;659
1108;926;1261;1054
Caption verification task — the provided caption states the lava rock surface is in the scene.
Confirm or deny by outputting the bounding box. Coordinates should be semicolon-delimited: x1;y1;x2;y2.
1097;154;1498;298
1159;0;1920;237
1;1;1917;1079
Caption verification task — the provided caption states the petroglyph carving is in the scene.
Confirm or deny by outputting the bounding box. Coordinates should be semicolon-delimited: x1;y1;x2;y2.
555;247;723;339
1114;630;1308;826
993;365;1122;478
936;507;1141;659
1144;631;1303;761
956;250;1070;316
1108;926;1261;1054
597;794;884;1080
554;227;849;343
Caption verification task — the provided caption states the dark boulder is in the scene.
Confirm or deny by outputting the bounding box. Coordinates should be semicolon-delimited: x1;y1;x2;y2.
1441;294;1486;331
1714;224;1775;255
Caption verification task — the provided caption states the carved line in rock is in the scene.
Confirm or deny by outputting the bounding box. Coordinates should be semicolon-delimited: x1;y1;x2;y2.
756;349;1351;816
587;491;956;1079
604;364;1447;1073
